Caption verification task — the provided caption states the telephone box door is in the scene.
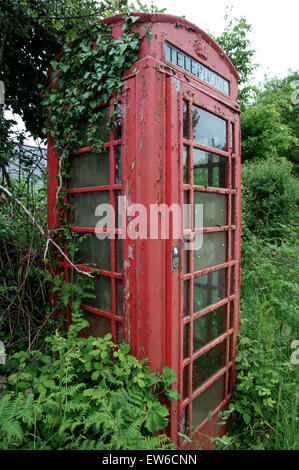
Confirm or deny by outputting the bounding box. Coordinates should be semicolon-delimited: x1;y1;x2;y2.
166;76;241;447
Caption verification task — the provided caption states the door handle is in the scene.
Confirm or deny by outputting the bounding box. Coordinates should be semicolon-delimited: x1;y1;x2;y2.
171;245;180;270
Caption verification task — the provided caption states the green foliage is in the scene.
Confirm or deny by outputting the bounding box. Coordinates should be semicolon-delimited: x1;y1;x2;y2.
43;10;152;154
0;0;126;137
252;71;299;173
214;8;257;106
0;279;178;449
0;171;49;351
0;0;163;138
241;158;299;241
228;235;299;450
241;104;296;163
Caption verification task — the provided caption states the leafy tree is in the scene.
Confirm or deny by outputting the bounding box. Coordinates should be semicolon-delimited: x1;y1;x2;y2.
253;71;299;173
214;8;257;107
241;102;296;163
0;0;131;138
241;158;298;241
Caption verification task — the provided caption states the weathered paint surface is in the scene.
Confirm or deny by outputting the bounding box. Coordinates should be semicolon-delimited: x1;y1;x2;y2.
47;13;241;449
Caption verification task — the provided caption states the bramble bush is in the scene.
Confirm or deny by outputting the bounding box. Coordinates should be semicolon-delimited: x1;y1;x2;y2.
241;158;299;241
0;278;178;450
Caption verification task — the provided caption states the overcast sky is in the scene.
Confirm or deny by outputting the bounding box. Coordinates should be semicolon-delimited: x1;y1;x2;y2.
8;0;299;146
152;0;299;83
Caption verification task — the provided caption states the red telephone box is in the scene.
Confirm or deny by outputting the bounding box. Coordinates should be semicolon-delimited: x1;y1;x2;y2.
47;13;241;448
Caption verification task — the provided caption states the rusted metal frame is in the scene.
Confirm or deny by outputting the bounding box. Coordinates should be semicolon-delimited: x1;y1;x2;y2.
184;184;237;195
182;138;230;159
67;185;122;194
182;364;233;409
183;260;236;280
166;76;181;443
225;120;233;400
185;296;235;325
108;100;117;343
70;227;122;236
124;77;137;353
186;96;194;436
57;260;122;279
81;303;123;323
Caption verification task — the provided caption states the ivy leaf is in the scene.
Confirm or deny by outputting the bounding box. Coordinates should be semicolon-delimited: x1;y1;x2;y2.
243;413;251;424
146;402;169;433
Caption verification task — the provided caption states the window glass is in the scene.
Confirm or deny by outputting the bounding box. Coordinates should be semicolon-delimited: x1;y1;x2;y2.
183;145;189;184
115;146;122;184
193;306;226;353
184;280;190;317
193;150;227;188
69;191;110;228
193;269;226;313
193;232;227;271
116;279;123;316
115;103;122;140
68;150;110;188
183;323;189;359
194;192;227;228
192;341;226;391
183;101;189;139
79;311;112;338
192;375;225;428
183;366;189;399
81;274;111;313
116;237;123;273
79;106;110;146
75;233;110;271
193;106;227;151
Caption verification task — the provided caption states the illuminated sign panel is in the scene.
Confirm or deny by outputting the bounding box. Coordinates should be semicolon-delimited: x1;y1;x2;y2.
165;42;230;95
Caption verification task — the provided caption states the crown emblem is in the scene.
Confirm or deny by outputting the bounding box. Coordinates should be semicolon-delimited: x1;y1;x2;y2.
194;38;208;61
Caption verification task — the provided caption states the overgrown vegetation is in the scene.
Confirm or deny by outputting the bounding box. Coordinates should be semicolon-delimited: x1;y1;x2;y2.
227;161;299;450
0;288;177;449
1;0;179;451
0;0;298;451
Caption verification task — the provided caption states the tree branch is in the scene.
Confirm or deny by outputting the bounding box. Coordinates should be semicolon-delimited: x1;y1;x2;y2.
0;184;92;277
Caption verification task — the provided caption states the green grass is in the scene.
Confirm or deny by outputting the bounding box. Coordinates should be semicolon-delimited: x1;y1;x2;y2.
228;231;299;449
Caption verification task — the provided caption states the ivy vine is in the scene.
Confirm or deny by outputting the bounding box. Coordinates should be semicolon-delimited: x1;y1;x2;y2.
42;9;152;250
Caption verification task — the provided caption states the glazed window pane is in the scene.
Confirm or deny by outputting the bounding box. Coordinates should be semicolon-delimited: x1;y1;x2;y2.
193;269;226;313
192;375;225;427
79;106;110;146
193;149;227;188
193;232;227;271
68;150;110;188
193;106;227;151
193;305;226;353
75;233;110;271
81;274;111;313
192;341;226;391
194;192;227;228
69;191;110;228
79;311;112;338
